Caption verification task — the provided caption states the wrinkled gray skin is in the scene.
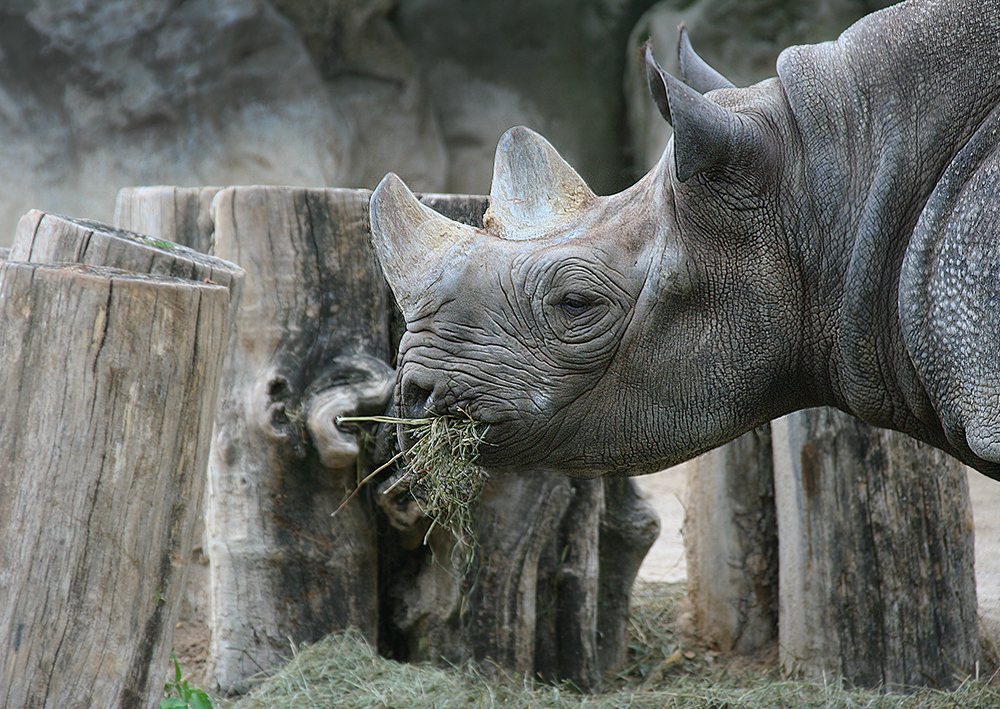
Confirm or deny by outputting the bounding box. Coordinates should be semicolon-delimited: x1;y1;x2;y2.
371;0;1000;480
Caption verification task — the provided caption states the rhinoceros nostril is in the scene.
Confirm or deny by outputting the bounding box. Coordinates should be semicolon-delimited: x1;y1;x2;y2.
404;381;435;418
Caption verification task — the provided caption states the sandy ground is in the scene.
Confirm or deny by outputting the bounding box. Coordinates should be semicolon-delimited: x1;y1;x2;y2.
634;463;1000;626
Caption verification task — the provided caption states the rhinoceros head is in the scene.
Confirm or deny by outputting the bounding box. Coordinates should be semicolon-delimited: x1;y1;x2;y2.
370;38;805;477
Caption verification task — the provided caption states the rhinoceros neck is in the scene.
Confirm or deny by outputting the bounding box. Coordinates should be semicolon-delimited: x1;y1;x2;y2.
776;0;1000;444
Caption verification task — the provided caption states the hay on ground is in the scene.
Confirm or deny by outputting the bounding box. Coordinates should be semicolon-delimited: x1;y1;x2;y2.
226;581;1000;709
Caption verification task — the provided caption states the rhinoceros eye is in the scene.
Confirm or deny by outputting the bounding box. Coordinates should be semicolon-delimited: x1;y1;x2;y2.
558;292;594;317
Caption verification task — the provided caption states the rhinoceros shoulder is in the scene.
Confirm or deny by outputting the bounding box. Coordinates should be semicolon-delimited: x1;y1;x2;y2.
899;102;1000;465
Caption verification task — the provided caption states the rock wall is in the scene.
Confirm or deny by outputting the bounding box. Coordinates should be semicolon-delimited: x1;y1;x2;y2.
0;0;653;244
393;0;653;195
0;0;345;242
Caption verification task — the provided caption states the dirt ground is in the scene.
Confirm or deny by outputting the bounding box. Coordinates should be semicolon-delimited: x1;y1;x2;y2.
634;462;1000;637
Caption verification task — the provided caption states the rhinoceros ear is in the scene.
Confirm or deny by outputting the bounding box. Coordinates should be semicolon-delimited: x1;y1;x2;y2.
370;172;477;316
485;126;596;239
644;44;750;183
678;26;735;93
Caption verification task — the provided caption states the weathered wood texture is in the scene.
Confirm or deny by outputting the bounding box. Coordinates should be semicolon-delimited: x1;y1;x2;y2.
0;233;233;707
11;209;240;298
114;187;244;686
533;478;604;687
379;471;658;691
596;478;662;674
681;426;777;653
201;187;395;694
119;186;408;693
773;408;979;688
115;186;222;256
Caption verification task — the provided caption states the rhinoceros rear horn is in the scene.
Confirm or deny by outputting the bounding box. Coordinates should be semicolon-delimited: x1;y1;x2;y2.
677;26;735;93
644;44;752;183
370;172;478;316
485;126;596;239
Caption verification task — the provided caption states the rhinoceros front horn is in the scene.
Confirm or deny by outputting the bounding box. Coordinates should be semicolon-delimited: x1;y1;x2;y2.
372;128;598;314
644;43;754;182
370;172;479;317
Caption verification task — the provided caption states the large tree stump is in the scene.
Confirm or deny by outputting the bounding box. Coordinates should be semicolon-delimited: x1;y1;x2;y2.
0;215;237;708
379;468;658;691
205;187;395;694
115;187;242;686
681;427;777;653
772;408;979;688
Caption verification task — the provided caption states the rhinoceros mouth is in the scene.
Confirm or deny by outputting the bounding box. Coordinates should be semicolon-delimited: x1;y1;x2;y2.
398;368;510;433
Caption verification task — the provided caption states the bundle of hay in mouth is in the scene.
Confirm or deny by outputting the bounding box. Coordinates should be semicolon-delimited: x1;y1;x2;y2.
337;414;491;544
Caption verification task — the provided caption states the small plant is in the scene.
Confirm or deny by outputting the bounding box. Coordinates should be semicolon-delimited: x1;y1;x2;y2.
161;651;213;709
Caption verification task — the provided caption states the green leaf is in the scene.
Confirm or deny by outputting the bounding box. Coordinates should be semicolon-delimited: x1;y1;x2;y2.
172;651;182;684
188;690;213;709
160;699;188;709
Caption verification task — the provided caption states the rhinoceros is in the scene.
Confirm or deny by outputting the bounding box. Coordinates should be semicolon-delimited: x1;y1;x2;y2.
370;0;1000;481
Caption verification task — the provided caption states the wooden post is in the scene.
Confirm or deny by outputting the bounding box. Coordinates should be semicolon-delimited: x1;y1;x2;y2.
772;408;979;688
596;478;661;674
471;475;581;682
681;427;778;653
377;473;577;673
202;187;393;694
114;187;243;686
11;210;240;299
0;238;233;707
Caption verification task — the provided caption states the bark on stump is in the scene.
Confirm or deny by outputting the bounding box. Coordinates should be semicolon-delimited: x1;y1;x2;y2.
114;187;238;687
772;408;979;688
379;466;659;691
0;215;237;708
681;427;778;653
128;187;394;695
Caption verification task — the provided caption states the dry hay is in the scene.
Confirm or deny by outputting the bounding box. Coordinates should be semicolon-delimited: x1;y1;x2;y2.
335;414;490;547
225;581;1000;709
390;415;490;538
